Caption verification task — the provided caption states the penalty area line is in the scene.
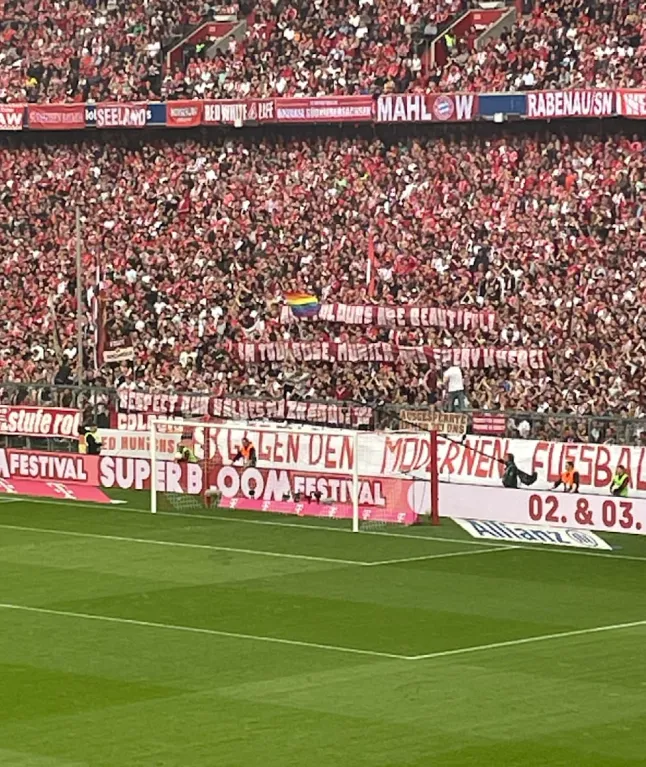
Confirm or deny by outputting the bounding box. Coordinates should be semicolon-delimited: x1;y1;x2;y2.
0;523;367;568
364;545;518;567
0;603;408;661
408;618;646;661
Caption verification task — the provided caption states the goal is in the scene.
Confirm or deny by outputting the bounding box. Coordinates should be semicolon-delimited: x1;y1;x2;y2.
149;418;440;530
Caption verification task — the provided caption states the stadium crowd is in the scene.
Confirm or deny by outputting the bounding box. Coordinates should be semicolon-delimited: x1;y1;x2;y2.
2;0;644;102
0;131;645;431
164;0;463;100
0;0;212;104
434;0;646;93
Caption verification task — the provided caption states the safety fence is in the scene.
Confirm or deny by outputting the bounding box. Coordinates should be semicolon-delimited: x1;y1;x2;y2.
0;381;643;449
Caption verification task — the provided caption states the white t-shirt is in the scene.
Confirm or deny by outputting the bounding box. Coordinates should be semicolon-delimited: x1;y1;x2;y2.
443;366;464;393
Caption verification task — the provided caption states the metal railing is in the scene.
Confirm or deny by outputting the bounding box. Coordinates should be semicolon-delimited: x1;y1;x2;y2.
0;381;644;446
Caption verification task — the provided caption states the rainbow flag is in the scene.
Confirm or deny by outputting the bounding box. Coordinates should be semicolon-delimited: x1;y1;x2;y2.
285;291;320;318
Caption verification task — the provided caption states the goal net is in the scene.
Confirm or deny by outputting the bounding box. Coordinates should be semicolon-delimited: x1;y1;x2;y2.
149;418;440;530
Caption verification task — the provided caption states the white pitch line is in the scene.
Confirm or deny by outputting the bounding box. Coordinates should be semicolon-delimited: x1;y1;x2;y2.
3;495;646;563
364;545;518;567
2;602;645;665
0;603;407;661
0;523;366;568
408;617;646;661
0;495;497;548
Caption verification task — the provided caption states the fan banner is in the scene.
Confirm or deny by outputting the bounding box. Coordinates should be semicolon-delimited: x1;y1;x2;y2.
9;90;646;132
525;90;614;119
90;103;148;128
234;341;547;368
0;104;24;131
202;99;275;125
101;428;646;498
280;304;496;330
114;392;373;429
166;100;203;127
616;90;646;118
0;407;81;439
28;103;86;130
274;96;373;123
376;93;478;122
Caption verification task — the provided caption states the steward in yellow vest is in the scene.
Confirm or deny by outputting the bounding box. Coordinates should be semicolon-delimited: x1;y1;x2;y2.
610;465;630;497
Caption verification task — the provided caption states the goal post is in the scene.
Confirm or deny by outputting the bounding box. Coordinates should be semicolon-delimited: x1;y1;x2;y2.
148;417;439;529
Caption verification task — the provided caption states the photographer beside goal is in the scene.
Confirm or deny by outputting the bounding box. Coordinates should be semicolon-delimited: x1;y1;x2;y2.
174;441;198;464
232;437;257;468
204;437;257;508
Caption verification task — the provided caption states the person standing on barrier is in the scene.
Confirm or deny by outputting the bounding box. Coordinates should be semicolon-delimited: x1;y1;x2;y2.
609;465;630;497
442;364;466;413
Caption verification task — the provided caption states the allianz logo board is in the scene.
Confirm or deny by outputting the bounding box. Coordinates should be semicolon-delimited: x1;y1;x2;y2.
454;519;613;551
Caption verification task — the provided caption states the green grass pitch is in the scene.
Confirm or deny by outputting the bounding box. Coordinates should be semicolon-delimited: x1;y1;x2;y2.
1;490;646;766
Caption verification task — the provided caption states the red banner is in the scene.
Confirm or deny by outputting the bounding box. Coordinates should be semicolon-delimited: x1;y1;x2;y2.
526;90;614;119
166;100;203;127
202;99;274;125
0;406;81;439
471;414;507;435
275;96;373;123
616;89;646;118
95;103;147;128
235;342;547;369
0;448;97;483
376;93;477;122
0;104;24;131
28;103;85;130
115;391;373;429
280;303;495;330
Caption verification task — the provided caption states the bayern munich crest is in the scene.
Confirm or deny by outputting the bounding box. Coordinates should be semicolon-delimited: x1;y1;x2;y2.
432;95;455;121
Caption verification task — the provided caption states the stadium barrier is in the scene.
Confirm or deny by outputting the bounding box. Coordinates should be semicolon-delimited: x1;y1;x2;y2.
0;382;644;446
1;89;646;133
2;442;646;535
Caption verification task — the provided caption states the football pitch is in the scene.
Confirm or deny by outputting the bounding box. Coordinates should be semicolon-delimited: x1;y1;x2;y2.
1;493;646;766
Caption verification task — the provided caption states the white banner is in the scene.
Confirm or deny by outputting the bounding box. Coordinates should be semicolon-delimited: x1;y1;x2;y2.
101;428;646;499
445;484;646;536
102;430;183;460
280;304;496;330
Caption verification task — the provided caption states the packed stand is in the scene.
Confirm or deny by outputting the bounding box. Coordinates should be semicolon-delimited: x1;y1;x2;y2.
0;0;214;103
0;132;645;434
163;0;464;99
431;0;646;92
2;0;645;103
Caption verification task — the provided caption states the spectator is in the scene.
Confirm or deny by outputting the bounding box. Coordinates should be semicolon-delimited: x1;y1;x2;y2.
442;364;466;412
